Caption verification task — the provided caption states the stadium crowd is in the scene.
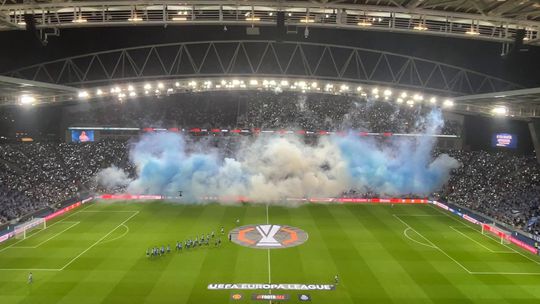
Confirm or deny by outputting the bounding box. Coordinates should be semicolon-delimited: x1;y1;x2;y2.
1;139;539;237
0;141;133;224
1;94;538;237
63;92;462;135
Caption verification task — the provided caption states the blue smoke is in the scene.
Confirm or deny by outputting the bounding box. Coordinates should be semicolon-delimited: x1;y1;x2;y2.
99;109;459;201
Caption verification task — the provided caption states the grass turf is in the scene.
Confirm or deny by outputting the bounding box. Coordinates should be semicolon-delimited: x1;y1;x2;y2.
1;201;540;303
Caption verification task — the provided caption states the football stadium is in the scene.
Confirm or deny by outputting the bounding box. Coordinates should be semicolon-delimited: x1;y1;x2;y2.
1;1;540;303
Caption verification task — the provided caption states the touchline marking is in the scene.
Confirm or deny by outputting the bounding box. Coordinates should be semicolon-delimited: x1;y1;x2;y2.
79;210;139;213
392;214;446;217
11;222;80;249
394;214;472;274
449;226;513;254
59;211;139;271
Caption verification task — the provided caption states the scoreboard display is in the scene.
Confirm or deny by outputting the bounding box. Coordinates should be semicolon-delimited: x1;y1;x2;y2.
492;133;517;149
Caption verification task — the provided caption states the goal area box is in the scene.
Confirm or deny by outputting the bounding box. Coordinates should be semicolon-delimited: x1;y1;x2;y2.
14;217;46;240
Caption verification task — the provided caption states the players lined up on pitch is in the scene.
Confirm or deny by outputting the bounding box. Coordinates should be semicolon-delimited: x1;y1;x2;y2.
146;228;225;258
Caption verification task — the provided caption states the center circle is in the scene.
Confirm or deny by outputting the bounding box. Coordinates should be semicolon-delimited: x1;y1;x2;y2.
230;224;308;249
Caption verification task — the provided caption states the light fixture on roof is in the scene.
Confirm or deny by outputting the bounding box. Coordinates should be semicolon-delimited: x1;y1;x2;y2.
78;91;89;99
429;97;437;104
300;16;315;23
128;11;143;22
144;83;152;90
172;17;188;21
443;99;454;107
466;22;480;35
357;17;372;27
383;89;392;96
20;94;36;105
72;16;87;23
129;91;137;97
413;94;423;101
492;106;508;116
157;82;164;89
96;89;103;96
413;20;428;31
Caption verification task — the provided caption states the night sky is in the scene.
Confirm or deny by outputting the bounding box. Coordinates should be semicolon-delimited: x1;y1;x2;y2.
0;25;539;87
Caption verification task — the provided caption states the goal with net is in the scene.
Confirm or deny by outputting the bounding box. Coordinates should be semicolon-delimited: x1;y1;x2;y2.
481;223;511;244
14;217;46;240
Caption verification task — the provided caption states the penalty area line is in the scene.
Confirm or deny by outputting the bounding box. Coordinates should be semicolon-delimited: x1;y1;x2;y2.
393;214;473;274
11;221;81;249
429;204;540;266
59;211;139;271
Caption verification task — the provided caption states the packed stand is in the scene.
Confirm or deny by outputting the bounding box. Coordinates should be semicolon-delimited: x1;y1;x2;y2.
63;92;462;135
437;150;540;236
0;141;133;224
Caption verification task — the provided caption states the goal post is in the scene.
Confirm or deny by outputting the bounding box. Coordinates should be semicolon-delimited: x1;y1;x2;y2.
481;223;511;245
14;217;46;240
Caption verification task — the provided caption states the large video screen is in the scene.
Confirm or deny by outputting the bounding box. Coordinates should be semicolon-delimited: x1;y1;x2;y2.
492;133;517;149
71;130;94;143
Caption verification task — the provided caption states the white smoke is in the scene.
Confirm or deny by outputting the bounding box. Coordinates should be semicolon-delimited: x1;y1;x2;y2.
96;109;460;203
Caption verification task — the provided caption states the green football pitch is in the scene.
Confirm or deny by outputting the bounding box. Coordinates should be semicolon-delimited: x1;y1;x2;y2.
1;201;540;304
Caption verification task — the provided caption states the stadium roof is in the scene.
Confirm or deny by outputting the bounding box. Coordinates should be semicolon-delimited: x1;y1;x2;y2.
454;86;540;118
1;0;539;45
0;75;77;106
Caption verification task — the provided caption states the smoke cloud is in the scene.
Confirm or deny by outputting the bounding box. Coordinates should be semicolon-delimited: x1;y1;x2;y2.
97;109;459;203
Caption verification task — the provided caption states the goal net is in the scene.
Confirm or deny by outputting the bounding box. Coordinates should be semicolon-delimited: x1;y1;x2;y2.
481;223;511;245
14;217;46;240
